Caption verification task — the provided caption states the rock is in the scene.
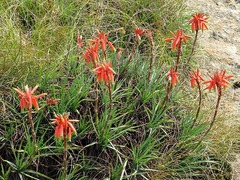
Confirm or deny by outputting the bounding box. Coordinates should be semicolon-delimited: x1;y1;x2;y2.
233;81;240;89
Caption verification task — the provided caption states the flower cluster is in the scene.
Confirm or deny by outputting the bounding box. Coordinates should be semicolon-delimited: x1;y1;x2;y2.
204;70;233;92
83;31;115;65
189;69;204;87
14;85;47;111
51;113;79;140
134;28;153;42
167;68;232;91
93;62;115;83
164;29;190;50
12;12;236;179
189;13;208;31
167;68;179;86
82;31;116;84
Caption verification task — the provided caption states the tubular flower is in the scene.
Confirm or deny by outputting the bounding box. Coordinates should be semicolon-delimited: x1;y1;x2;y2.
93;62;116;83
167;68;179;86
14;85;47;111
91;31;116;52
135;28;145;41
51;113;79;140
189;13;208;31
189;69;204;87
204;70;233;92
164;29;190;50
46;98;60;106
83;44;98;65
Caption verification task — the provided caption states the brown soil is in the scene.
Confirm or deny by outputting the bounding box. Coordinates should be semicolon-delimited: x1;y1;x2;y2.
185;0;240;179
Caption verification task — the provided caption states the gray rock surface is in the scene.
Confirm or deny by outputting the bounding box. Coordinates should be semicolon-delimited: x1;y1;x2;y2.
186;0;240;179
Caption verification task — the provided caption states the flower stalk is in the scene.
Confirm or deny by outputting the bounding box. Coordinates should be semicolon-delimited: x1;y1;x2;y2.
51;113;79;179
187;13;208;65
28;108;37;153
192;70;232;151
192;80;202;127
14;85;47;153
101;78;113;139
63;128;68;180
187;29;198;65
189;69;204;127
146;30;154;83
175;39;182;72
203;88;221;137
161;68;179;112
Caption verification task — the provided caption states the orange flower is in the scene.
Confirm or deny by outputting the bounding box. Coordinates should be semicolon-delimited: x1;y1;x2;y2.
189;13;208;31
51;113;79;140
14;85;47;111
135;28;145;41
167;68;179;86
83;44;98;65
47;98;60;106
204;70;232;91
93;62;115;83
92;31;116;52
97;31;108;51
189;69;204;87
164;29;190;50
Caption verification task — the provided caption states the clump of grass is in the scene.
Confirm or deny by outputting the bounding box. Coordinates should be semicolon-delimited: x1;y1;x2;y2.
0;0;237;179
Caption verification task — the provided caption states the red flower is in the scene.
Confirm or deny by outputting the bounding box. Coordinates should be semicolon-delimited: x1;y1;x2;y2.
204;70;233;91
97;31;108;51
51;113;79;140
167;68;179;86
14;85;47;111
93;62;115;83
135;28;145;41
83;44;98;65
189;69;204;87
47;99;60;106
92;31;116;52
189;13;208;31
164;29;190;50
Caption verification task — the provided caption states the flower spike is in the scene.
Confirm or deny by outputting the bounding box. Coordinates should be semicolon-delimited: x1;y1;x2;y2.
93;62;116;83
204;70;233;92
14;85;47;111
164;29;190;50
51;113;79;140
189;69;204;87
189;13;208;31
167;68;179;86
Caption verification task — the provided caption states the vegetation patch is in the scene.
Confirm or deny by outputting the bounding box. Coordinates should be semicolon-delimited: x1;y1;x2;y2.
0;0;237;179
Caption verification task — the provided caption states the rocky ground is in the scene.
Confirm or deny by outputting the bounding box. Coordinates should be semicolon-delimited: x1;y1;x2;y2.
185;0;240;179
